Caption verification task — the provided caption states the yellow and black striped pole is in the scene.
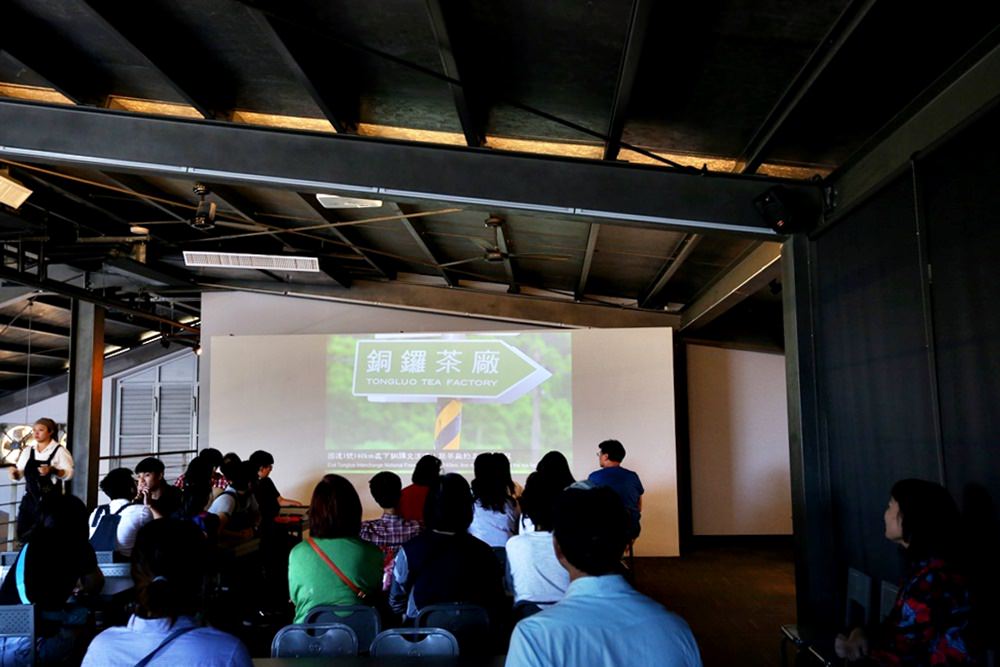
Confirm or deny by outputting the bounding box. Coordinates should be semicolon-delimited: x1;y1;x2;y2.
435;398;462;450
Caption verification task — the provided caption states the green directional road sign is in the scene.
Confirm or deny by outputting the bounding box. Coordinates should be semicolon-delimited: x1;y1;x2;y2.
352;338;552;404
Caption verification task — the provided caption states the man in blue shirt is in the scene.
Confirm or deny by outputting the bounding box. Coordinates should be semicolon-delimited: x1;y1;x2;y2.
505;486;701;667
587;439;644;539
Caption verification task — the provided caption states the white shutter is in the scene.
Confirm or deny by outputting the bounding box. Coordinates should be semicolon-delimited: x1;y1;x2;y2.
118;384;154;456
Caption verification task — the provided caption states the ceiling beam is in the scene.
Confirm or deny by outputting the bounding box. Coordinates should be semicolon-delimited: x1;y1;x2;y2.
680;242;782;331
603;0;653;161
637;234;702;309
249;10;358;133
30;294;150;332
734;0;878;174
0;6;108;105
829;25;1000;221
80;0;216;118
494;220;518;293
297;194;396;280
575;224;600;300
0;341;68;360
393;203;457;287
197;278;682;331
0;100;819;239
424;0;484;147
0;362;51;377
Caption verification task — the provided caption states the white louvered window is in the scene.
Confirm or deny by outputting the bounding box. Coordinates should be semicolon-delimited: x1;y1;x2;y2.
111;353;199;481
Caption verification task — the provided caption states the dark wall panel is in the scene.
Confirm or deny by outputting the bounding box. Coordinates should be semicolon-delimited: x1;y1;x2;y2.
812;173;941;587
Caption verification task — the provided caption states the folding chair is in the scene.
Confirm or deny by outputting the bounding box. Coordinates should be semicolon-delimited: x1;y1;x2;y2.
270;623;358;658
0;604;34;667
304;605;380;653
370;628;459;657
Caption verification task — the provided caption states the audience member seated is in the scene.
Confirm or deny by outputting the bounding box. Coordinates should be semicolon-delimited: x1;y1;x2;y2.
208;461;261;543
506;486;701;667
0;494;104;665
835;479;975;665
179;457;221;539
88;467;153;559
82;519;252;666
135;456;183;519
249;449;303;524
470;453;520;547
288;474;383;623
360;471;422;590
536;451;576;491
399;455;441;524
389;473;505;623
587;439;644;541
174;448;228;498
506;471;570;610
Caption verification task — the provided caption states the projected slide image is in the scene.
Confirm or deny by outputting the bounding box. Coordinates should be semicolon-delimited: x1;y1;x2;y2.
325;332;571;473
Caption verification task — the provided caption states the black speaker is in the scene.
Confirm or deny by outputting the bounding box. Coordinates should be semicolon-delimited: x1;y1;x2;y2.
753;185;816;234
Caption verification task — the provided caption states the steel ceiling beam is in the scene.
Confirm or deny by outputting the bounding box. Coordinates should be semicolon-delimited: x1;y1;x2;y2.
297;194;395;280
734;0;878;174
603;0;653;161
680;242;782;331
0;100;814;238
494;220;518;294
637;234;702;309
393;203;457;287
424;0;483;147
250;11;358;133
575;224;600;300
0;342;68;360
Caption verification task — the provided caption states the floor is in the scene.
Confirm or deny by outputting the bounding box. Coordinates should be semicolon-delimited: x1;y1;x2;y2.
633;542;797;667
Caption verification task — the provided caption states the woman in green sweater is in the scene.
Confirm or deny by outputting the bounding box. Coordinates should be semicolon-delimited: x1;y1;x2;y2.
288;474;383;623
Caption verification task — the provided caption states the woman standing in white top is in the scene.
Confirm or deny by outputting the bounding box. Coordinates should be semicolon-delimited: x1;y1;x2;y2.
8;418;74;540
469;453;520;547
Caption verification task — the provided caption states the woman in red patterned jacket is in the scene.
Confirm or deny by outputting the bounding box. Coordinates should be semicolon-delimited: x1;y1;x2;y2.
837;479;975;665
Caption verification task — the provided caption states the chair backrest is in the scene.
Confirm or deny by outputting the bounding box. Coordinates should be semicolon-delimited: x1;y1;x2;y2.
415;603;491;653
369;628;459;657
845;568;872;627
0;604;35;667
94;551;115;564
0;554;18;567
304;605;380;652
879;580;899;622
270;623;358;658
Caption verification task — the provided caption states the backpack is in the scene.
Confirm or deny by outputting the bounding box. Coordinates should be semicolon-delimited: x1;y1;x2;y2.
89;502;129;551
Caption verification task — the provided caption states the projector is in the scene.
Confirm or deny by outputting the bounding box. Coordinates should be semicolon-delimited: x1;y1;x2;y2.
0;171;32;210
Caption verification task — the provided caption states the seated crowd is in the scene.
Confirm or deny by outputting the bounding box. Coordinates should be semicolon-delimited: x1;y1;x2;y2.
9;438;983;666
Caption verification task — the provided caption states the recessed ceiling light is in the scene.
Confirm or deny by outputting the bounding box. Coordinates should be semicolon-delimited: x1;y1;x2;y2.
316;193;383;209
129;225;150;235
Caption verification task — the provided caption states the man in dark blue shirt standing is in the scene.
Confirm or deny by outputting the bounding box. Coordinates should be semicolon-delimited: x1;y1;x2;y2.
587;439;644;539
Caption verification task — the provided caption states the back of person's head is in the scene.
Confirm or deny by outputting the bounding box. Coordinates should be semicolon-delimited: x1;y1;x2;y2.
132;519;209;621
199;448;223;470
554;486;628;575
471;452;512;512
34;492;89;544
891;478;962;561
310;474;362;538
369;471;403;509
520;471;563;532
100;468;136;501
412;455;442;486
537;451;575;489
135;456;165;475
181;457;213;518
425;473;474;533
598;439;626;463
248;450;274;471
222;452;241;468
225;461;257;492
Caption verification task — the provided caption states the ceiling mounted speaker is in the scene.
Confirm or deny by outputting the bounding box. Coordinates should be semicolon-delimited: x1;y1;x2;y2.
753;185;817;235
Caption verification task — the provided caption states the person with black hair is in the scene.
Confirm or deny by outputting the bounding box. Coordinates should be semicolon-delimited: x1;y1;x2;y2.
587;439;644;540
248;449;302;522
506;471;570;607
360;471;422;590
8;418;74;540
287;474;383;623
470;453;520;547
88;467;153;558
506;486;701;667
178;457;221;539
0;493;104;664
536;451;576;491
835;479;974;665
399;454;441;524
135;456;183;519
174;448;229;496
207;460;260;542
389;473;505;622
82;519;252;666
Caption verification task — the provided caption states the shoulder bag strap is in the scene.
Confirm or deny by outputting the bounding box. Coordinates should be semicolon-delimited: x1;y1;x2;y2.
133;625;200;667
15;543;30;604
91;504;111;527
305;535;366;600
